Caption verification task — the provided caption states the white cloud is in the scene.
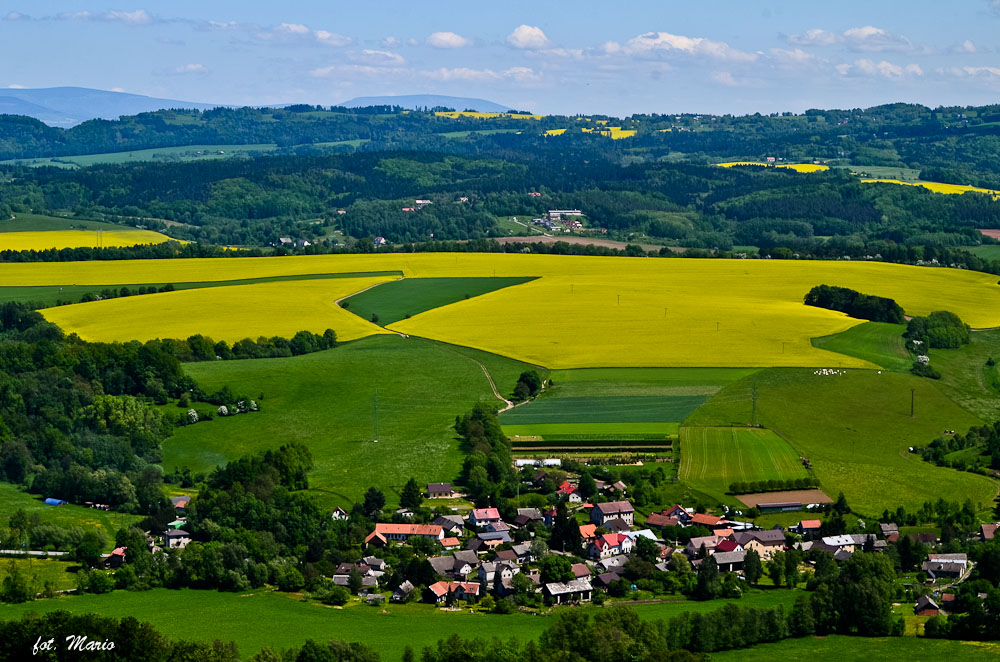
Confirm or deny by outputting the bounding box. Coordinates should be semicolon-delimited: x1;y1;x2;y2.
769;47;818;64
787;28;839;47
789;26;916;53
357;49;406;66
208;20;239;30
602;41;622;55
503;66;541;83
315;30;351;47
4;12;27;20
58;11;93;21
110;87;126;92
277;23;310;35
311;64;391;78
507;25;549;50
423;67;500;82
841;58;923;79
382;36;400;47
711;71;739;86
7;84;26;89
104;10;152;25
172;63;208;75
941;65;1000;78
420;66;540;84
427;31;470;48
622;31;757;62
956;39;977;53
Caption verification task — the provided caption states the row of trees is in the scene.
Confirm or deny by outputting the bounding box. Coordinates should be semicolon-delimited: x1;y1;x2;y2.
804;284;905;323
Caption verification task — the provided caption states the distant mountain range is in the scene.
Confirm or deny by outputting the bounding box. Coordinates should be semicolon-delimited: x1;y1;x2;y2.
0;88;516;128
337;94;512;112
0;87;220;128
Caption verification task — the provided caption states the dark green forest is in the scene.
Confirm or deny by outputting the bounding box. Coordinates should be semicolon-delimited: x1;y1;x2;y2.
2;101;1000;265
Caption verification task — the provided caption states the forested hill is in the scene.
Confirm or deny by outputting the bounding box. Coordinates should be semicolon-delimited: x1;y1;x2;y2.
2;151;999;264
2;102;1000;189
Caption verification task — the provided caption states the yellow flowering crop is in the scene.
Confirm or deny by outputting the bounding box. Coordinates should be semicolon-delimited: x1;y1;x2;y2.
22;254;1000;367
42;276;395;344
0;228;176;251
861;179;1000;199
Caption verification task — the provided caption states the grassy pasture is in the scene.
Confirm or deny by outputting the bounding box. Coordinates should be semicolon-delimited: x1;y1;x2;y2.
713;635;1000;662
811;321;912;371
341;276;535;325
678;427;809;502
0;587;799;660
8;253;999;368
685;368;996;513
0;483;141;543
929;328;1000;421
0;271;402;308
42;276;397;344
162;335;534;507
0;558;80;591
965;245;1000;260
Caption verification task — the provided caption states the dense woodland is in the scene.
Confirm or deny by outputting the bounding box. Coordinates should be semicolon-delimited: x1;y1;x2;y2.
2;152;1000;267
1;102;1000;269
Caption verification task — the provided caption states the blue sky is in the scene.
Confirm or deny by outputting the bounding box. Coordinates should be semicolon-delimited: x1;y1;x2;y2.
3;1;1000;115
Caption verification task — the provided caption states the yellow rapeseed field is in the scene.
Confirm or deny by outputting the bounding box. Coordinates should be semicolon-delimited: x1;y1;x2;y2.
24;254;1000;368
861;179;1000;199
42;276;396;344
0;228;176;250
716;162;829;172
544;129;567;136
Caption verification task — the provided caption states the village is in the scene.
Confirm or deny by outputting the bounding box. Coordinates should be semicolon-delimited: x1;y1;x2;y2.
114;468;995;617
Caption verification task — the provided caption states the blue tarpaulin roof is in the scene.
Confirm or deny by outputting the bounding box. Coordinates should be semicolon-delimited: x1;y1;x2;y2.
43;498;67;506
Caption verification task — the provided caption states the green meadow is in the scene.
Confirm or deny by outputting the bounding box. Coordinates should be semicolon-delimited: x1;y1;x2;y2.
712;635;1000;662
0;213;140;233
0;483;141;544
163;335;535;508
342;276;535;325
0;558;80;592
811;321;912;371
0;587;800;659
684;368;996;513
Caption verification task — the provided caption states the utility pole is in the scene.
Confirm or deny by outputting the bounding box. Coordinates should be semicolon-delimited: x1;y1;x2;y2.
751;384;758;427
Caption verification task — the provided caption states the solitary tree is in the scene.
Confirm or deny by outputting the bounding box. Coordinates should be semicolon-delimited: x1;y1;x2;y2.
743;549;763;585
399;478;423;510
694;555;721;600
362;487;386;518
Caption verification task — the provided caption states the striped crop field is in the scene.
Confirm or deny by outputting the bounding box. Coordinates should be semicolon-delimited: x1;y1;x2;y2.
678;426;809;500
